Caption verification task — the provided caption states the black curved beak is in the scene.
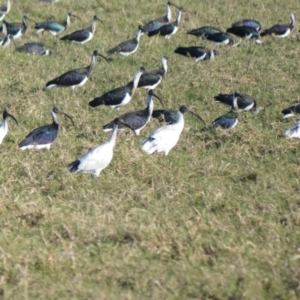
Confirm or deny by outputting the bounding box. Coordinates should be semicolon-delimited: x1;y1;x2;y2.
149;90;165;109
187;108;207;127
114;118;137;136
59;111;75;126
94;16;103;24
4;110;18;125
96;52;109;63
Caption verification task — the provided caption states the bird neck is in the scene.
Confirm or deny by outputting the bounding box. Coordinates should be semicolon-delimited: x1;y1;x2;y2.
86;54;97;77
2;23;7;35
166;3;171;22
65;14;70;29
2;116;7;130
290;14;295;28
5;0;10;13
51;111;59;126
132;69;143;90
90;18;97;34
109;125;118;146
146;95;154;115
22;17;28;29
175;10;182;25
136;29;142;42
161;58;168;75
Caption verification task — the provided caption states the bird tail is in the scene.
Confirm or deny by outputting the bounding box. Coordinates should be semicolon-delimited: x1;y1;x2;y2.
46;78;59;88
68;159;81;173
89;97;105;107
60;35;70;41
174;47;189;56
260;30;269;37
107;47;117;55
141;137;156;154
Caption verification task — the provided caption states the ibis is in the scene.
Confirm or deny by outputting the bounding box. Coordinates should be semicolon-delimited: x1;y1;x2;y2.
226;26;261;41
0;109;18;145
60;15;101;44
16;42;51;55
142;105;206;156
284;121;300;139
142;2;180;35
89;67;145;110
0;0;10;22
282;103;300;118
19;107;74;150
230;19;261;31
174;46;218;62
107;26;144;56
212;110;238;130
261;13;295;38
3;15;30;40
138;56;169;89
35;12;76;36
46;50;108;93
103;90;165;135
148;7;183;39
68;119;134;177
205;32;239;46
187;26;222;37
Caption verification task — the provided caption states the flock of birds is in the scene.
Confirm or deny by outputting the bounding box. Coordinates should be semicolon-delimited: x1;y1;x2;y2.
0;0;299;177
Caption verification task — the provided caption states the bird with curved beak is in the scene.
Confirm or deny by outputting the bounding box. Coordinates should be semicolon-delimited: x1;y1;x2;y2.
89;67;145;110
174;46;218;62
103;90;165;136
46;50;108;93
34;12;79;36
107;26;144;56
16;42;52;55
141;2;180;35
3;15;34;40
142;105;206;155
0;110;18;145
19;107;74;150
68;119;136;177
60;15;102;44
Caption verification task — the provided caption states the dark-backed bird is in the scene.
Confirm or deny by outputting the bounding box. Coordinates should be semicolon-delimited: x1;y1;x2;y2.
205;32;239;46
174;46;218;62
60;15;101;44
68;119;134;177
0;0;10;22
0;33;13;48
230;19;261;31
89;67;145;110
19;107;74;150
226;26;261;41
282;103;300;118
107;26;144;56
142;105;206;155
212;110;238;129
103;90;165;135
16;42;51;55
261;13;295;38
284;121;300;138
35;12;76;36
138;56;169;89
142;2;180;35
46;50;108;93
148;7;183;39
187;26;222;37
3;15;30;40
0;109;18;145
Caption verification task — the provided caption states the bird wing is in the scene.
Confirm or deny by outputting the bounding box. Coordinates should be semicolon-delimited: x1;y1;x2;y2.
107;38;136;54
19;124;58;147
47;68;87;86
138;73;161;88
61;29;90;42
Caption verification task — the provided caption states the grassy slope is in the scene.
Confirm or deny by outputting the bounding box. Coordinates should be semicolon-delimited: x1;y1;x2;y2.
1;0;300;299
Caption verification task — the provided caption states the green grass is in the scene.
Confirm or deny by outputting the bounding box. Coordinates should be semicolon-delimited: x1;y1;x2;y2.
1;0;300;299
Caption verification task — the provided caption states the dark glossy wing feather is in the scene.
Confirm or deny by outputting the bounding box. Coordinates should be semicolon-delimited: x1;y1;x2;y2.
19;124;58;147
206;32;233;43
107;38;137;54
60;29;90;42
17;42;46;54
212;112;238;129
138;73;161;88
214;94;235;108
282;104;300;117
89;85;131;107
187;26;222;37
142;20;167;34
46;68;87;87
152;109;178;124
226;26;258;38
174;46;208;59
261;25;289;36
231;19;261;31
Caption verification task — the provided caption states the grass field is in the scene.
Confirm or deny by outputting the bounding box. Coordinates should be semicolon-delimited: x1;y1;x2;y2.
1;0;300;299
